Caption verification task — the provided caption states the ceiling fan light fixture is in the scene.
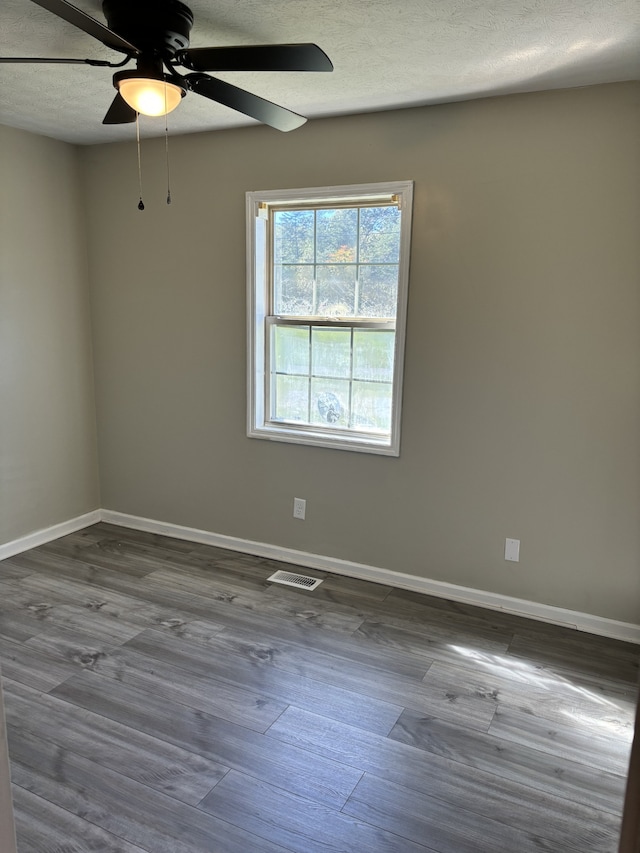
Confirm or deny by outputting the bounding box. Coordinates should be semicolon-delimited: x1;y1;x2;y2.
115;72;185;117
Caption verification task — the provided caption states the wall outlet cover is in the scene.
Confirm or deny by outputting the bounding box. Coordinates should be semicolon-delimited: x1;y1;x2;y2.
505;538;520;562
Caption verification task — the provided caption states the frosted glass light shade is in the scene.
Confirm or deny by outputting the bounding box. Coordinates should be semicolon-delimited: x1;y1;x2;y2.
118;78;183;117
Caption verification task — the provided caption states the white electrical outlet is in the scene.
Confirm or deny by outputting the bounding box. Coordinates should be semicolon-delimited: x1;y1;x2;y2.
293;497;306;520
505;538;520;562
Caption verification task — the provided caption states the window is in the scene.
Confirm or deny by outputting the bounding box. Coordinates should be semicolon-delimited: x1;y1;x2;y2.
247;181;413;455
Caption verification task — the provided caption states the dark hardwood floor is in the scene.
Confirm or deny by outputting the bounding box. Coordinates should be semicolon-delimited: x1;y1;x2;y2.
0;522;637;852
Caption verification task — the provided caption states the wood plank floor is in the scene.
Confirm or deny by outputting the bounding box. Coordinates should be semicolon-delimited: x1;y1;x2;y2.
0;522;637;853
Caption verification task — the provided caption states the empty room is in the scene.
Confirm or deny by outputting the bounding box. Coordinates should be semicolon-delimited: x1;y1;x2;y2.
1;1;639;851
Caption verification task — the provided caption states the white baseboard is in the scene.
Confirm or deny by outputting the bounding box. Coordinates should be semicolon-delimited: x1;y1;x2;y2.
2;508;638;644
100;509;640;645
0;510;102;562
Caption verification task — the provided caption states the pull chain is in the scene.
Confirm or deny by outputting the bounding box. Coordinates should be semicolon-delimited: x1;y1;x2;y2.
136;113;144;211
165;84;172;205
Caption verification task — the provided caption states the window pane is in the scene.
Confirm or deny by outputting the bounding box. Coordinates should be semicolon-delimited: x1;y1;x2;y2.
359;206;401;263
352;380;393;432
273;325;309;375
316;265;356;316
316;208;357;263
273;210;314;264
274;265;314;315
357;265;398;318
312;327;351;379
310;378;350;426
274;375;309;422
353;329;395;382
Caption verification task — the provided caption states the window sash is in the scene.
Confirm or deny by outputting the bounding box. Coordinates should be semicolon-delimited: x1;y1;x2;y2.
265;320;396;437
269;201;402;320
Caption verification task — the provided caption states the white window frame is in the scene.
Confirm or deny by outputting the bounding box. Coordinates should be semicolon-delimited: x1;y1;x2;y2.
246;180;413;456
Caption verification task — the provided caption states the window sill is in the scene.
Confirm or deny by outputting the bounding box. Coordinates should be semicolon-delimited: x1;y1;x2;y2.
248;423;399;456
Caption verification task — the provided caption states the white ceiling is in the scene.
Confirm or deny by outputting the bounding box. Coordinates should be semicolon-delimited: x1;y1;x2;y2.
0;0;638;145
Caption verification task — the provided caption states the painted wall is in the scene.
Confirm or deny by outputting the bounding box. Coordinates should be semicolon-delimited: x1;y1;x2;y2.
81;82;639;624
0;126;100;545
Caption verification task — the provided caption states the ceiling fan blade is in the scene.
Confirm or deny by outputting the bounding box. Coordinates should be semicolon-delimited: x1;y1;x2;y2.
102;92;137;125
186;73;307;132
0;57;113;65
180;43;333;73
30;0;140;55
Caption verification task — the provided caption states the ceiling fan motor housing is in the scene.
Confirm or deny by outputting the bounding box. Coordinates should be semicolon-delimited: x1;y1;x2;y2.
102;0;194;56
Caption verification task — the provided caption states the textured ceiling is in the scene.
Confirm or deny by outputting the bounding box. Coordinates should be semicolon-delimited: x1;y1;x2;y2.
0;0;638;145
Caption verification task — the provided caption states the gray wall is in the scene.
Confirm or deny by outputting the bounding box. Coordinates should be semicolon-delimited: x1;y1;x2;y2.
0;126;100;544
80;81;637;625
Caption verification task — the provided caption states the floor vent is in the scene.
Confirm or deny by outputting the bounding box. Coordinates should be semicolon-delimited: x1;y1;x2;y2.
267;570;323;591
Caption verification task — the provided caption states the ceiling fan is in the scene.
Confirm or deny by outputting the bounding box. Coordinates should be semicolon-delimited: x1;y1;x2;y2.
1;0;334;131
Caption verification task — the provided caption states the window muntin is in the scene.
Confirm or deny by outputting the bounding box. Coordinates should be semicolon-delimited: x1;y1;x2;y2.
247;182;413;455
